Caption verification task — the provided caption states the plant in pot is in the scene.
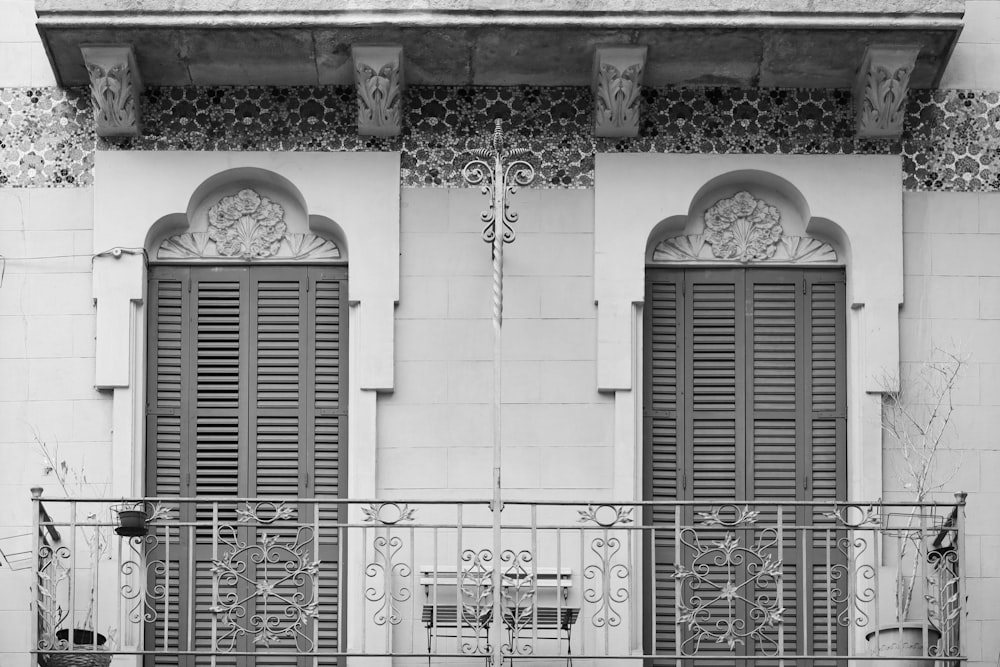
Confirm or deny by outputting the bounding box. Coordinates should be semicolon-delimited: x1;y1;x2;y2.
35;434;116;667
869;348;966;664
111;500;150;537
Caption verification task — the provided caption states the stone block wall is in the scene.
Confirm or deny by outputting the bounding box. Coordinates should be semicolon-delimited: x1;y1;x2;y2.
380;187;614;498
899;190;1000;664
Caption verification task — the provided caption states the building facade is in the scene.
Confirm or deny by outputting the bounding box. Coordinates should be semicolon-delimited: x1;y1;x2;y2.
0;1;997;666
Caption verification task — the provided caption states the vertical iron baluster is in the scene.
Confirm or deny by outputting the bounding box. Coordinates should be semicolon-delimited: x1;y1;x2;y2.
872;514;881;657
674;504;682;663
800;522;808;662
556;525;563;658
68;502;77;650
603;525;610;653
116;532;122;648
91;511;100;651
825;521;833;656
432;525;439;656
956;492;968;660
895;528;903;654
777;505;785;667
625;513;633;655
361;522;367;651
210;503;217;667
313;499;320;655
385;524;392;656
336;506;345;658
531;504;538;653
919;511;930;657
455;505;463;655
30;488;41;657
578;519;585;657
164;523;171;654
409;522;416;654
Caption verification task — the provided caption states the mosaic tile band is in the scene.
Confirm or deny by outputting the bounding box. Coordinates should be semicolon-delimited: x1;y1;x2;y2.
0;85;997;191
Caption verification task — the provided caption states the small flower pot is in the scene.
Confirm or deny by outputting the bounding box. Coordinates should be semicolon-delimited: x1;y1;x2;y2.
47;629;111;667
113;504;149;537
866;624;942;667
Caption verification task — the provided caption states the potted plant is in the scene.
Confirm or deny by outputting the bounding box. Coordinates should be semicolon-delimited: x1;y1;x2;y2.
35;434;115;667
867;348;965;665
111;500;150;537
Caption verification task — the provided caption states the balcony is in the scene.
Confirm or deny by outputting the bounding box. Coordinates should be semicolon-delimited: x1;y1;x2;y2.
31;494;966;664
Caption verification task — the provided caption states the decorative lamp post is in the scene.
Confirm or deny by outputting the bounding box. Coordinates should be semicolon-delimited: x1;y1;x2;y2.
462;118;535;665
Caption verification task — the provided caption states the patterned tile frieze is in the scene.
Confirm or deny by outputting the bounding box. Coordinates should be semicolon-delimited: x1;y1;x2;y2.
2;84;999;191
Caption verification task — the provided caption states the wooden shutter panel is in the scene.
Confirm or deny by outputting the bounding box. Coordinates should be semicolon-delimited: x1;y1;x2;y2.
645;267;846;666
311;268;347;664
805;272;847;666
146;264;346;667
687;271;745;502
644;272;682;661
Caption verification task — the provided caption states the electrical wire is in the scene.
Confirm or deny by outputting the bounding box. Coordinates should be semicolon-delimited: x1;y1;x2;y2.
0;247;149;290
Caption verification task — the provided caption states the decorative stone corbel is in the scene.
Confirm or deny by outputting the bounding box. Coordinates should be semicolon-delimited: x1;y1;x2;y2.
80;45;142;138
351;45;404;137
854;45;920;139
593;46;647;138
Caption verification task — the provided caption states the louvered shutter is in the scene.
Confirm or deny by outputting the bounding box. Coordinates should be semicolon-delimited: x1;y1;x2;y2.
746;270;803;665
145;269;188;667
643;273;681;660
804;272;847;667
645;267;845;667
146;265;346;667
684;270;747;667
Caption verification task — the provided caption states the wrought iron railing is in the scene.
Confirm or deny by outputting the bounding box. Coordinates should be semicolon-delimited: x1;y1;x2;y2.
31;493;966;663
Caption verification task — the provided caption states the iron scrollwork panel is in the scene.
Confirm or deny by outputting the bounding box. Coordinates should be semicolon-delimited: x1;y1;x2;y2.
675;506;784;656
211;502;321;651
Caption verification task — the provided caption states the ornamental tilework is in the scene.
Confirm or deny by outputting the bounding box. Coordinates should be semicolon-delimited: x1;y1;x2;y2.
2;84;1000;191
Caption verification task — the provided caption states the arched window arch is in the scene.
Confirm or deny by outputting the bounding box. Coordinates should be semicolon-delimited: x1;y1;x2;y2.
643;182;847;664
143;173;347;666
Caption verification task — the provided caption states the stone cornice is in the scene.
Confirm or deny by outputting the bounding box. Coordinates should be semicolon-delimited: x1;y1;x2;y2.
37;4;964;89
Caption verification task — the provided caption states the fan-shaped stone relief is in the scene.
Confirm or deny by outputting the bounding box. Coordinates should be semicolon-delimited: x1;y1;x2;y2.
157;188;341;261
652;190;838;264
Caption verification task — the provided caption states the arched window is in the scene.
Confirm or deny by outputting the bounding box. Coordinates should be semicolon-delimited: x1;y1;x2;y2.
145;184;347;666
644;189;847;666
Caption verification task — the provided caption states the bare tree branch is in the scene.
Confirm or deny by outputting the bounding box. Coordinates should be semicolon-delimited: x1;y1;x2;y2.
878;346;966;620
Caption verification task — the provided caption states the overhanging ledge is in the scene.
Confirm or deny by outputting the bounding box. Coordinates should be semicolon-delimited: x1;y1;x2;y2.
36;1;964;89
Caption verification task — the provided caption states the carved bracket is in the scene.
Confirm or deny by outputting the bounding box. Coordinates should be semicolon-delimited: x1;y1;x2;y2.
81;44;143;138
593;46;647;138
352;45;404;137
854;45;919;139
652;191;838;264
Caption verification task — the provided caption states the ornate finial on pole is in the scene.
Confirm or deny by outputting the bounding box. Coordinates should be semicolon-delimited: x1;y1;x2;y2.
463;119;535;667
462;118;536;327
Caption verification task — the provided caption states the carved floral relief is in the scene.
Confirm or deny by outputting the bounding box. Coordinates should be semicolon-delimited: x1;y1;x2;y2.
87;62;138;134
859;63;913;135
356;61;402;136
703;190;782;262
157;188;341;261
595;63;643;134
208;188;287;259
652;191;838;264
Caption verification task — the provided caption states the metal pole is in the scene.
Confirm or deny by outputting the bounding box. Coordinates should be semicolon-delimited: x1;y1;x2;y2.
490;139;505;667
462;119;535;667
